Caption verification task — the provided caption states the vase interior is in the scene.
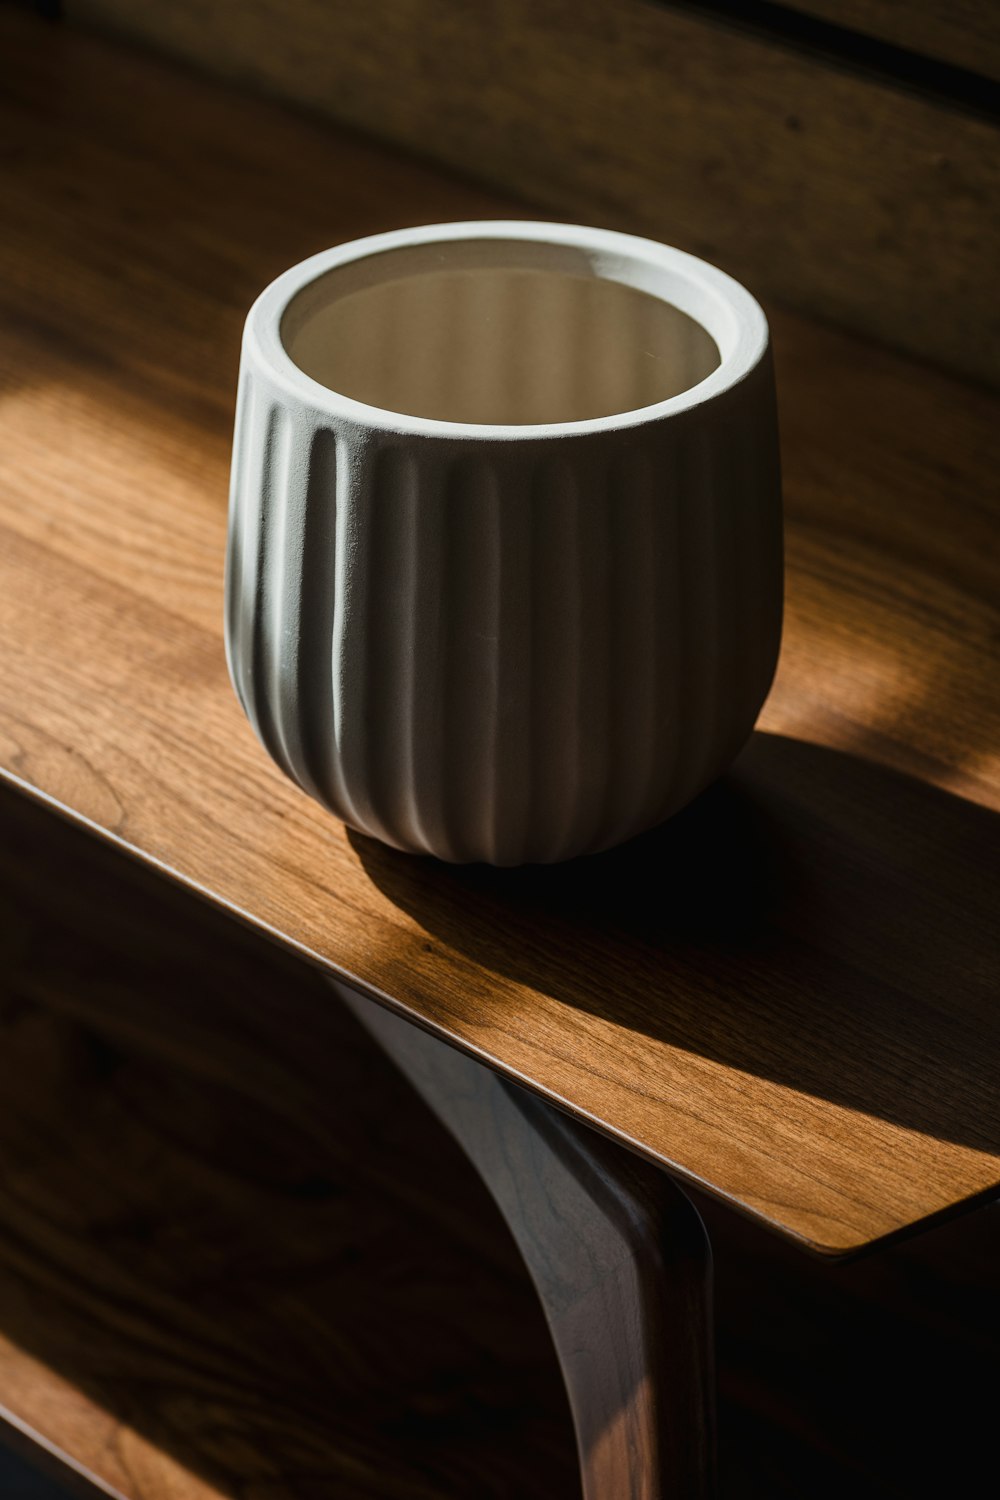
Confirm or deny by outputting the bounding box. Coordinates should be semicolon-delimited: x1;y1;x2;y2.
281;238;721;425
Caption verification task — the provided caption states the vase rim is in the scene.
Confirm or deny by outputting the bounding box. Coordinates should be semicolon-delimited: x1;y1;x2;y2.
247;220;770;440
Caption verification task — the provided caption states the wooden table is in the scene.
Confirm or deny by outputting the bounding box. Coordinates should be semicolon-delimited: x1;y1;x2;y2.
1;8;998;1496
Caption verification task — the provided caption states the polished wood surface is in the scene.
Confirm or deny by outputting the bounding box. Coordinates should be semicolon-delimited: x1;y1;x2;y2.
1;782;997;1498
342;984;715;1499
67;0;1000;384
1;8;998;1254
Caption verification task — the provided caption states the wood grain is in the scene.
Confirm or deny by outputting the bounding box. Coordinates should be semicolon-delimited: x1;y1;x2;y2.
65;0;1000;386
0;8;998;1254
342;984;716;1499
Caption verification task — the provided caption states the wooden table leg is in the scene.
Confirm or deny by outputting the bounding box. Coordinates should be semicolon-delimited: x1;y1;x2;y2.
333;981;716;1500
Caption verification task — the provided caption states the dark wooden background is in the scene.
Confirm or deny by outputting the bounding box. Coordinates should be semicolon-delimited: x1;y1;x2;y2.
62;0;1000;386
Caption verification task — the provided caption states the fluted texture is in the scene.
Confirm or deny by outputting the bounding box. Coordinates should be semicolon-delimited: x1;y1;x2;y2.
226;361;782;865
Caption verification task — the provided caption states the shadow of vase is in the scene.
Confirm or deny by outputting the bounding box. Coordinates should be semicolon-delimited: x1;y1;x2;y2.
349;730;1000;1157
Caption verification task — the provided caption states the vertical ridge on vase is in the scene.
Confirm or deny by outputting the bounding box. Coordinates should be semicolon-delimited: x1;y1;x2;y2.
595;444;659;850
360;444;421;850
573;450;614;855
673;418;718;809
599;277;629;419
488;456;534;866
225;369;254;716
403;452;447;858
738;368;783;736
438;456;502;861
564;273;585;425
267;407;308;782
723;396;762;764
436;269;464;424
627;280;649;412
332;439;390;842
287;425;339;808
651;429;685;825
246;399;297;781
518;272;547;426
528;457;581;861
710;384;779;774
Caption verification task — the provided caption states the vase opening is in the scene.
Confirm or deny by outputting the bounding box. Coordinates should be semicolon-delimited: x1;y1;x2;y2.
280;237;722;427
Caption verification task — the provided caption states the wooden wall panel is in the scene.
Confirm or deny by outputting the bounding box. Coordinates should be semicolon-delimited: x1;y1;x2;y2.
64;0;1000;387
791;0;1000;82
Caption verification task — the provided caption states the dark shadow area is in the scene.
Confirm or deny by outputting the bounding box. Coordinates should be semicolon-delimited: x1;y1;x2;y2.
695;1177;1000;1499
0;1437;90;1500
351;731;1000;1157
0;783;579;1500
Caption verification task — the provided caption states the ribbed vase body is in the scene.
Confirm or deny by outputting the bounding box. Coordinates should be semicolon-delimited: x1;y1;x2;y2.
226;359;782;864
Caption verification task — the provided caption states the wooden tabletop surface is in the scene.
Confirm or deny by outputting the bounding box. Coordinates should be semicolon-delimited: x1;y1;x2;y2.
1;8;998;1256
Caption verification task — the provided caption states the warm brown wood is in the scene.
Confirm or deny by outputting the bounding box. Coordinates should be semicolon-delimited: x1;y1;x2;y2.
791;0;1000;81
1;785;996;1499
65;0;1000;386
340;982;715;1500
0;7;998;1255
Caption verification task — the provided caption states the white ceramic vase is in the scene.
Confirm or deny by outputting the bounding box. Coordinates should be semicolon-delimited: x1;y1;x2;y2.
225;221;782;865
